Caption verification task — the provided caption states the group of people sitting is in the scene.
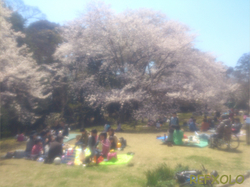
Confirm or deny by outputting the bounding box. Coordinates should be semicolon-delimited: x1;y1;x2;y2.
24;128;66;163
187;117;215;132
24;124;125;164
164;112;243;147
209;115;243;147
187;114;243;133
75;128;126;165
5;120;127;166
4;121;69;162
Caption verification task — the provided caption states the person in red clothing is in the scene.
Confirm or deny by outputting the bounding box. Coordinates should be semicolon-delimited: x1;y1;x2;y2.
17;133;25;142
31;138;43;160
229;108;234;118
200;119;210;132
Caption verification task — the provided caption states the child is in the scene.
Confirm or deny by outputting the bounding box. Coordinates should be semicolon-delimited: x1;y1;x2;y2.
98;132;110;158
108;128;118;145
84;129;98;164
232;118;242;133
75;128;88;150
31;138;43;160
109;136;116;150
104;123;111;132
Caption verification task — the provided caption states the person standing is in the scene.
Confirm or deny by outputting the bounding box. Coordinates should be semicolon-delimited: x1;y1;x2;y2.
173;126;184;145
169;112;179;129
166;112;179;146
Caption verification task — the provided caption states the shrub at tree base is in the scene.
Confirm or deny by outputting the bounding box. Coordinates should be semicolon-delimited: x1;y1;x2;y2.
145;164;191;187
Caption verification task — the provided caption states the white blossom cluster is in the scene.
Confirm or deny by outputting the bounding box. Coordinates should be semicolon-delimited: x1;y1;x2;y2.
1;1;235;123
53;2;234;119
0;2;65;124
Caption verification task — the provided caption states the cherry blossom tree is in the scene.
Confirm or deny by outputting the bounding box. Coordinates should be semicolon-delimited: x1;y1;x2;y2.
0;2;65;133
54;2;231;121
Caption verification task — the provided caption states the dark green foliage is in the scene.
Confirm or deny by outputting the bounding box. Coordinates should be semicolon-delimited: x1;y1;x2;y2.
25;20;62;64
235;52;250;82
226;52;250;110
145;164;193;187
174;164;189;173
0;107;11;138
9;12;25;32
145;163;175;186
0;106;25;137
105;100;139;123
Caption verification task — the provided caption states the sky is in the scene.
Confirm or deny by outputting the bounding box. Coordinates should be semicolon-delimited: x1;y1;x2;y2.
23;0;250;67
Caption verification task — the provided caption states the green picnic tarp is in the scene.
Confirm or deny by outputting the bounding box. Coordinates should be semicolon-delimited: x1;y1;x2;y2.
183;140;208;147
161;139;208;148
99;154;134;166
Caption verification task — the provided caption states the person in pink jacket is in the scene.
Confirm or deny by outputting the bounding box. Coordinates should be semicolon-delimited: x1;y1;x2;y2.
98;132;110;158
31;138;43;160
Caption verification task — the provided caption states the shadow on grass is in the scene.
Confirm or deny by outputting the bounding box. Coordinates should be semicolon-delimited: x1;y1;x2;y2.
221;149;243;153
209;147;243;153
0;139;26;153
185;155;223;167
0;161;18;166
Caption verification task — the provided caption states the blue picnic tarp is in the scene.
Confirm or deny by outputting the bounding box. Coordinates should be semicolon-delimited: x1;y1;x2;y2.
63;133;79;143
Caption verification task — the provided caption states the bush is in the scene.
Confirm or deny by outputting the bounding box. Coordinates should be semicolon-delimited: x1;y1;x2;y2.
145;164;192;187
174;164;189;173
145;163;175;186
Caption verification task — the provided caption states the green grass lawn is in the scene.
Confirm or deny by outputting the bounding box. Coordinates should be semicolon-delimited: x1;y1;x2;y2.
0;118;249;187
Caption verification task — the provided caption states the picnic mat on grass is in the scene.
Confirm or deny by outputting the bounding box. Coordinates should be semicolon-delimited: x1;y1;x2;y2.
99;154;134;166
181;140;208;148
157;136;168;140
157;136;208;148
63;133;78;143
